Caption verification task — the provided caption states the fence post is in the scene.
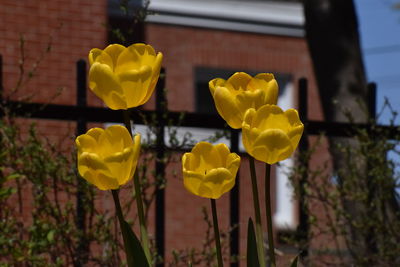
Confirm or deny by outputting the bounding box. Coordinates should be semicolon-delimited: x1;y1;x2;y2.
156;68;166;267
230;129;240;267
76;59;88;266
297;77;309;259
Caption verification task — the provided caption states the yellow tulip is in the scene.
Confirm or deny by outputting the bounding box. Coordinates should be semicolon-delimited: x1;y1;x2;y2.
182;142;241;199
76;125;141;190
88;43;163;110
242;105;304;164
209;72;278;129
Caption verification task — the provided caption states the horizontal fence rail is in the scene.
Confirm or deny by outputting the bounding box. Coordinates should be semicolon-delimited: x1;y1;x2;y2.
2;100;398;139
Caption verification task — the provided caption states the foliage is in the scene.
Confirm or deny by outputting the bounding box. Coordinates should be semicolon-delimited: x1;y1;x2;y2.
290;103;400;266
0;26;231;265
0;88;232;267
0;119;124;266
168;207;233;267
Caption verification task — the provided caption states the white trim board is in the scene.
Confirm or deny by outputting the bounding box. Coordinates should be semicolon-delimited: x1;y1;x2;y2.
145;0;304;37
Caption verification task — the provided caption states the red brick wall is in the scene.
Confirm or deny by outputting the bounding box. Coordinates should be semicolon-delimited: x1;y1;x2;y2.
0;0;108;262
145;24;322;121
1;1;327;264
146;23;324;264
0;0;107;107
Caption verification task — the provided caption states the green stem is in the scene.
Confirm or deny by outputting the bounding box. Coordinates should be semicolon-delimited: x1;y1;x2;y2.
123;110;152;266
264;163;276;266
211;199;224;267
249;157;266;267
134;171;152;265
111;189;134;267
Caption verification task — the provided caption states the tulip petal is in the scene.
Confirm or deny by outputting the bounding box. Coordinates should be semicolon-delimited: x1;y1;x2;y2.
251;129;293;164
78;152;113;182
119;65;153;108
96;173;120;190
285;109;304;146
128;134;141;181
287;125;304;151
197;183;214;199
249;73;278;105
115;43;156;75
81;171;120;191
140;52;163;105
115;46;141;73
75;134;98;153
109;91;128;110
203;168;234;199
285;109;302;126
254;105;289;132
78;152;109;172
88;48;103;66
104;44;126;67
86;128;104;142
227;72;252;91
98;125;132;157
133;43;157;66
213;86;242;129
183;170;205;196
104;147;134;186
214;143;230;163
209;78;229;95
226;153;241;175
242;108;258;151
221;178;236;198
191;142;223;171
92;50;114;69
236;89;265;111
243;108;257;127
89;62;124;109
182;153;199;171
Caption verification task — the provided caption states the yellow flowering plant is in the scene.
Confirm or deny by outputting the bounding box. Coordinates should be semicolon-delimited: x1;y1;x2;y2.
209;72;278;129
74;42;163;267
182;142;241;199
88;43;163;110
76;125;141;190
242;104;304;165
78;38;303;266
208;72;303;267
182;141;241;266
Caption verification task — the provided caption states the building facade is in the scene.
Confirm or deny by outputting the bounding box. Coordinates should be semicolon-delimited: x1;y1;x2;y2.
1;0;325;265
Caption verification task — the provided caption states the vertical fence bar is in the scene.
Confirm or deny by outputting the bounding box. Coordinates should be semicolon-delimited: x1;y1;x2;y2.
76;59;88;266
230;129;240;267
156;68;166;267
77;60;87;134
297;78;309;259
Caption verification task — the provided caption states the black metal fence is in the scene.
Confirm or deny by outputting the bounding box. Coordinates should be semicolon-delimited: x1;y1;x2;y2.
1;55;398;266
0;57;240;266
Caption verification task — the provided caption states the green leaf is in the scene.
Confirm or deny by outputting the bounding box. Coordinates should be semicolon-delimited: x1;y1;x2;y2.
6;173;22;181
47;230;55;243
121;220;149;267
0;187;16;199
290;255;299;267
247;218;260;267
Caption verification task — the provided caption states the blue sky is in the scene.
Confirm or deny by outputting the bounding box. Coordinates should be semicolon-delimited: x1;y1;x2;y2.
354;0;400;124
